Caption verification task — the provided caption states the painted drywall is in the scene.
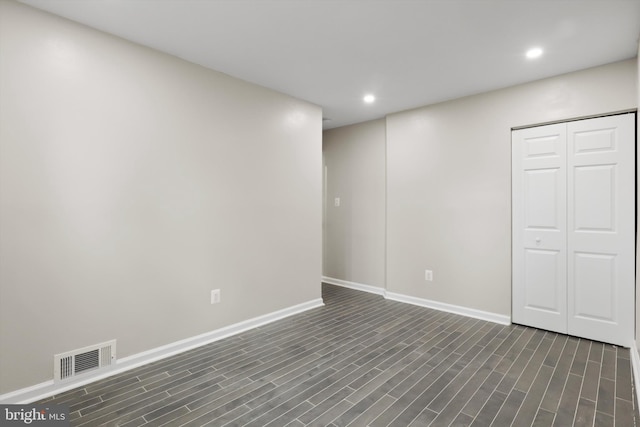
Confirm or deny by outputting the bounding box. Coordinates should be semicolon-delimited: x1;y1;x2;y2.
323;119;386;288
0;0;321;394
386;59;637;317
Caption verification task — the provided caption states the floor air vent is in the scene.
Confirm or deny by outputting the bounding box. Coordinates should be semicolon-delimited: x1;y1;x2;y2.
54;340;116;381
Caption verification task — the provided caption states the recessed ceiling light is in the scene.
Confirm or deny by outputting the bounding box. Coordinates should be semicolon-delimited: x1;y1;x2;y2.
526;47;543;59
363;94;375;104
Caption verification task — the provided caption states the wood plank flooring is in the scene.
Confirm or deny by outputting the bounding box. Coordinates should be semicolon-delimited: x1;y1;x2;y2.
40;283;638;426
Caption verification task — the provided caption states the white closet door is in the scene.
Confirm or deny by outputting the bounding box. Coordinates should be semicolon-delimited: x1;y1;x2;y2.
567;115;635;347
512;123;567;334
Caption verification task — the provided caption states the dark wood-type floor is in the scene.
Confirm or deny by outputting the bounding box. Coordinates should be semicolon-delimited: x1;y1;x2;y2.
40;283;638;426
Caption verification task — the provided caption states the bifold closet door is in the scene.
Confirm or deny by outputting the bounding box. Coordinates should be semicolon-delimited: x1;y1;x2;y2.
512;123;568;335
566;115;635;347
512;114;635;347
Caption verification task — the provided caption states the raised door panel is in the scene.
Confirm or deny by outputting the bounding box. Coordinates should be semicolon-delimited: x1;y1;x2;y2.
573;252;616;322
523;249;563;315
573;165;616;232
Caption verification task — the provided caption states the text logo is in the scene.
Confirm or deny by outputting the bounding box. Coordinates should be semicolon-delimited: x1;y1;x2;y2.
1;405;69;426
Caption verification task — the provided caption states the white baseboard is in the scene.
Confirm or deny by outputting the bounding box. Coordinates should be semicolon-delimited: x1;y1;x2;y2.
631;342;640;413
321;276;386;296
0;298;324;404
385;291;511;325
322;276;510;325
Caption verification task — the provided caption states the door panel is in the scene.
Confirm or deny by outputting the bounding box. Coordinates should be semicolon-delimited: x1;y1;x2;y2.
512;123;567;334
573;252;616;322
567;115;634;347
524;169;562;229
524;249;563;313
524;134;563;157
573;165;616;231
573;128;617;154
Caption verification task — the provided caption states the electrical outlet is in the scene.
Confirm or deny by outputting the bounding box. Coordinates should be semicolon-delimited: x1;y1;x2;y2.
334;197;341;207
211;289;221;304
425;270;433;281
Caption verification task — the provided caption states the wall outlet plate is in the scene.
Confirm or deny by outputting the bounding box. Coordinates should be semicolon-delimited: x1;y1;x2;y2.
425;270;433;281
211;289;221;304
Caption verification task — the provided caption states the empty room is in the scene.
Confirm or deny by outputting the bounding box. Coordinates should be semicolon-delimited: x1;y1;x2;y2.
1;0;639;426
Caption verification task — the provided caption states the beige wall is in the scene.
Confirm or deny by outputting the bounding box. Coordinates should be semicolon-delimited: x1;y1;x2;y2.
0;0;321;394
323;119;386;288
386;59;637;316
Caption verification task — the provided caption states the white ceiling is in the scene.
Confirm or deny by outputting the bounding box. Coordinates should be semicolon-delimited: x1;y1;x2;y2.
18;0;640;129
